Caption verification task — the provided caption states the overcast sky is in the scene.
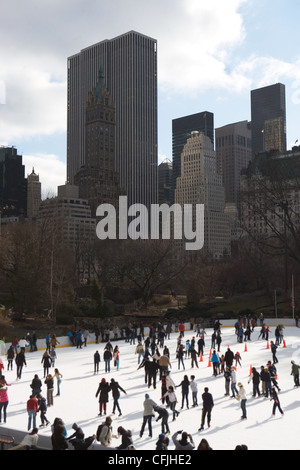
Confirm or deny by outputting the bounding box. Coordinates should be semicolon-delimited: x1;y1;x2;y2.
1;0;300;195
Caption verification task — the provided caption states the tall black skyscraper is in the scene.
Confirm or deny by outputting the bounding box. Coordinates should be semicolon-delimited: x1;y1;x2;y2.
171;111;214;203
0;146;27;217
251;83;286;157
67;31;158;210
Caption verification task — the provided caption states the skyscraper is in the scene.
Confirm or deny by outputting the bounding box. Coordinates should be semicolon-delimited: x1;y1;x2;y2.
171;112;214;203
0;146;27;217
215;120;252;205
175;131;231;258
67;31;158;211
251;83;286;157
158;158;172;206
27;168;41;219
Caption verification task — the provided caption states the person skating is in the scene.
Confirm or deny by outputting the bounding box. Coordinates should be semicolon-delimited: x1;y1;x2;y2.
211;350;220;377
95;378;111;416
224;367;231;396
154;405;170;434
224;347;234;369
103;348;112;373
15;351;27;380
230;367;239;398
270;387;284;417
44;374;54;407
176;375;190;409
0;382;9;424
270;341;279;364
36;393;50;427
139;393;157;438
116;426;135;450
291;361;300;387
41;351;52;378
155;433;169;450
267;361;281;392
161;386;179;421
248;367;261;397
236;383;247;420
110;378;127;416
190;375;198;406
97;415;115;447
94;350;101;374
199;387;214;431
190;348;199;368
176;344;185;370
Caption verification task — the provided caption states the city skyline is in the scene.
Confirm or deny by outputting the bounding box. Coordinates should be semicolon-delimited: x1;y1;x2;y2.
1;1;300;195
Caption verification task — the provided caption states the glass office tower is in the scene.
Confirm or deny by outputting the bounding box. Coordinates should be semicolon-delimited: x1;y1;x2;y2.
251;83;286;157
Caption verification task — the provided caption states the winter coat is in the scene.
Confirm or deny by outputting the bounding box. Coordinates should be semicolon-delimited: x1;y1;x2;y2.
38;396;47;412
143;397;157;416
177;379;190;394
237;386;247;401
110;381;126;398
116;429;133;450
41;354;52;368
291;362;300;375
103;350;112;361
202;391;214;409
224;349;234;365
0;386;8;403
96;381;111;403
15;353;26;366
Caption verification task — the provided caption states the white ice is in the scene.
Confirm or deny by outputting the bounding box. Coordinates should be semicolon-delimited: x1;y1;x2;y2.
2;324;300;451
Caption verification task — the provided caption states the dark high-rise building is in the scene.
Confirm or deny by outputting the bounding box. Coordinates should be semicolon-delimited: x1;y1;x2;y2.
67;31;158;210
171;111;214;203
158;158;172;206
0;146;27;217
251;83;286;157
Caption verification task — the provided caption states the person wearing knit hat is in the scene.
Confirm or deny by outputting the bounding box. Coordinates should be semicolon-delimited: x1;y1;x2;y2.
95;378;111;416
139;393;157;438
155;433;169;450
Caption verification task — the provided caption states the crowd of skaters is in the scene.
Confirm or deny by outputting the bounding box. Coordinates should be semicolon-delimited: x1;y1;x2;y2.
0;314;298;450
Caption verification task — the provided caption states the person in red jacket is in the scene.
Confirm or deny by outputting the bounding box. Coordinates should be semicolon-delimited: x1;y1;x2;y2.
27;395;39;431
179;322;185;338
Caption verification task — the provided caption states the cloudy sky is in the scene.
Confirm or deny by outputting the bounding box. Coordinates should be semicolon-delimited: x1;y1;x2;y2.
1;0;300;196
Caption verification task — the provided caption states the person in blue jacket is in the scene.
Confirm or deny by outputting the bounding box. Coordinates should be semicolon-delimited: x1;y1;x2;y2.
211;350;220;377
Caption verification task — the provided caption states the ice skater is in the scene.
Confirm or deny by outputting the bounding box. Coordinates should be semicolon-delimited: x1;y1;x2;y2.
236;383;247;420
270;388;284;416
199;387;214;431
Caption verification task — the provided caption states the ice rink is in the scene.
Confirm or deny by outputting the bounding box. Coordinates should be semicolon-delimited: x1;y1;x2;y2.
2;323;300;451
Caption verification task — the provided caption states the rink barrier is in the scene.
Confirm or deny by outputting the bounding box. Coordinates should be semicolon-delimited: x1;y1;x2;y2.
4;318;298;354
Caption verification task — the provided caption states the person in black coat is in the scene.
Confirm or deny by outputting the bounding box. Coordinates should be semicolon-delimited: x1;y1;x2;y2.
30;374;42;397
95;378;111;416
15;351;27;380
103;349;112;373
41;351;52;378
94;351;101;374
249;367;261;397
224;348;234;368
154;405;170;434
176;375;190;409
199;387;214;431
145;360;159;390
115;426;134;450
110;378;127;416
